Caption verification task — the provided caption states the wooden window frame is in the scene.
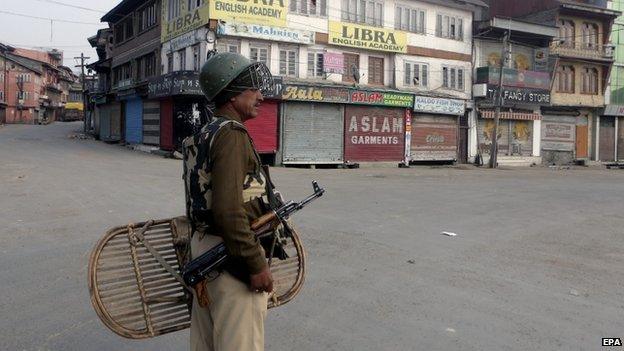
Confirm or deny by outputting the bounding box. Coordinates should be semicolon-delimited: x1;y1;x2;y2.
368;56;384;86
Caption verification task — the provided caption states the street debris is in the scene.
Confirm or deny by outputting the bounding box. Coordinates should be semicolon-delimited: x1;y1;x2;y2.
441;231;457;237
407;259;415;264
569;289;580;296
67;132;94;140
446;328;456;333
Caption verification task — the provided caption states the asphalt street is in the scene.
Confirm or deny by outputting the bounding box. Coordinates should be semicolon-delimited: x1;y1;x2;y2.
1;121;623;351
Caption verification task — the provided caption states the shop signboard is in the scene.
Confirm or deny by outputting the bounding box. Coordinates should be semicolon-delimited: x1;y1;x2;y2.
541;120;575;151
486;86;551;105
344;105;405;162
210;0;288;27
170;31;201;51
281;85;350;103
217;22;313;44
161;1;210;42
328;21;407;53
413;96;465;115
476;67;550;90
324;53;344;74
349;90;413;107
148;71;202;98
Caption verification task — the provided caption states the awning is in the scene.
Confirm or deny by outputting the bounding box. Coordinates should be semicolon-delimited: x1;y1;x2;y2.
480;110;541;120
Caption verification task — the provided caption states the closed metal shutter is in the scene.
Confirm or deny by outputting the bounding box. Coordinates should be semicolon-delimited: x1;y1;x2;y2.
160;98;174;151
344;106;404;162
412;115;458;161
618;117;624;161
282;102;344;164
245;100;278;154
143;100;160;146
99;105;111;141
600;117;615;161
110;102;122;141
125;97;143;144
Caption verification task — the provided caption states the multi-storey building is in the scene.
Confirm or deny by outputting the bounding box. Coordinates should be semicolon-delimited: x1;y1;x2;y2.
471;17;558;166
99;0;162;145
605;0;624;161
488;0;621;164
94;0;488;165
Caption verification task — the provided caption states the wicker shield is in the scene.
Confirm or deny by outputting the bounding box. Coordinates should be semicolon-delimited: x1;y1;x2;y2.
88;218;306;339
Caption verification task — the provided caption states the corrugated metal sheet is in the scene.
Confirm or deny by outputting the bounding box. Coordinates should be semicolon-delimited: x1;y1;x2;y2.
142;100;160;146
125;97;143;144
110;102;122;141
244;100;278;154
412;115;458;161
600;117;615;161
99;105;111;141
282;102;344;164
160;98;174;151
344;106;404;162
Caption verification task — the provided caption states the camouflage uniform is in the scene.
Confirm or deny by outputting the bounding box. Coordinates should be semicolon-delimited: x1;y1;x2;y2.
183;51;275;351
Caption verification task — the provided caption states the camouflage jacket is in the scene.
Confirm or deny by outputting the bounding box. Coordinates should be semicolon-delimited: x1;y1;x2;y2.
182;114;270;276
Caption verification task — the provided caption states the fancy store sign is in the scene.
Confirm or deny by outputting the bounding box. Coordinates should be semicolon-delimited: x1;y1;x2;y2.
487;86;551;105
328;21;407;53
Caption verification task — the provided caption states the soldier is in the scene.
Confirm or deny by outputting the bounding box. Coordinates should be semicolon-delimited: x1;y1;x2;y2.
182;52;276;351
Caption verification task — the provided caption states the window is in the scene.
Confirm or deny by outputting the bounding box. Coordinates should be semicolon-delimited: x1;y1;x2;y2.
395;6;425;33
217;40;240;54
558;20;575;48
0;91;4;102
178;49;186;71
114;16;134;44
341;0;383;26
144;53;156;78
581;67;599;94
17;91;29;101
124;16;134;40
187;0;203;10
368;57;384;85
343;53;360;83
168;0;180;21
279;48;298;77
581;23;599;49
436;14;464;40
290;0;327;16
138;2;157;32
167;53;173;73
249;44;270;66
556;65;575;93
193;44;201;71
442;66;464;90
404;62;428;87
113;62;133;84
307;51;324;78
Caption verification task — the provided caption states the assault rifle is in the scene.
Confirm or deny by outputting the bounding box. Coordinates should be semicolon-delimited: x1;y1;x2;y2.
182;181;325;287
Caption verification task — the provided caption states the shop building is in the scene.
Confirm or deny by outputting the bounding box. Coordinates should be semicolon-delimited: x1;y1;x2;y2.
603;0;624;162
488;0;621;164
472;17;557;166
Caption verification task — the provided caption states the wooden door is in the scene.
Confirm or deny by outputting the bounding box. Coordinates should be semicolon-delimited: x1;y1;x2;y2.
576;125;588;159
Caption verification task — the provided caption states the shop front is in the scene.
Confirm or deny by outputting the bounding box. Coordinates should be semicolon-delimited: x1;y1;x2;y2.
411;96;466;162
540;108;589;164
600;105;624;162
280;83;413;165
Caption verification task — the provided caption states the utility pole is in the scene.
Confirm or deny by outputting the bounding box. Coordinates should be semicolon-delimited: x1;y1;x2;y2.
488;31;510;168
74;53;90;132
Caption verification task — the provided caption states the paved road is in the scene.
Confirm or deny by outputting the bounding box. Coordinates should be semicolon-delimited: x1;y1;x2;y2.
1;122;623;351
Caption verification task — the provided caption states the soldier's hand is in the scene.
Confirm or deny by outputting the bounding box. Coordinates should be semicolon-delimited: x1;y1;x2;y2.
250;267;273;293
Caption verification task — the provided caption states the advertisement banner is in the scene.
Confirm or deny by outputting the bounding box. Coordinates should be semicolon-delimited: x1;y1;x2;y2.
217;22;313;44
281;85;350;103
328;21;407;53
210;0;288;27
161;2;210;42
350;90;413;108
324;53;344;74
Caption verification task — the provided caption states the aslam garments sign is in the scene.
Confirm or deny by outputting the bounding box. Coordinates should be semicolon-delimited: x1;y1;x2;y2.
161;1;210;42
328;21;408;53
210;0;288;26
344;106;405;162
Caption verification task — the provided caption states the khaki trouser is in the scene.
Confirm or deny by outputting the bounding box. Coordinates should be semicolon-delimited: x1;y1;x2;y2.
190;232;268;351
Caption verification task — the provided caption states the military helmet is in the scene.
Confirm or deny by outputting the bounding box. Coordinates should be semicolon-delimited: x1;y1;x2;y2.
199;52;274;102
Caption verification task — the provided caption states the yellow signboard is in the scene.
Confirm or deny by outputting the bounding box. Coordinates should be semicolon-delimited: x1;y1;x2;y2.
161;1;211;42
210;0;288;27
328;21;407;53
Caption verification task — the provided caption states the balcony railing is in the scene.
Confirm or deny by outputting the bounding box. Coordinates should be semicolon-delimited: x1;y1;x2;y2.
550;41;614;60
114;78;134;90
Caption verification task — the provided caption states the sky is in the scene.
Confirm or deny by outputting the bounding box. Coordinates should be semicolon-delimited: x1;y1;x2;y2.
0;0;122;72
